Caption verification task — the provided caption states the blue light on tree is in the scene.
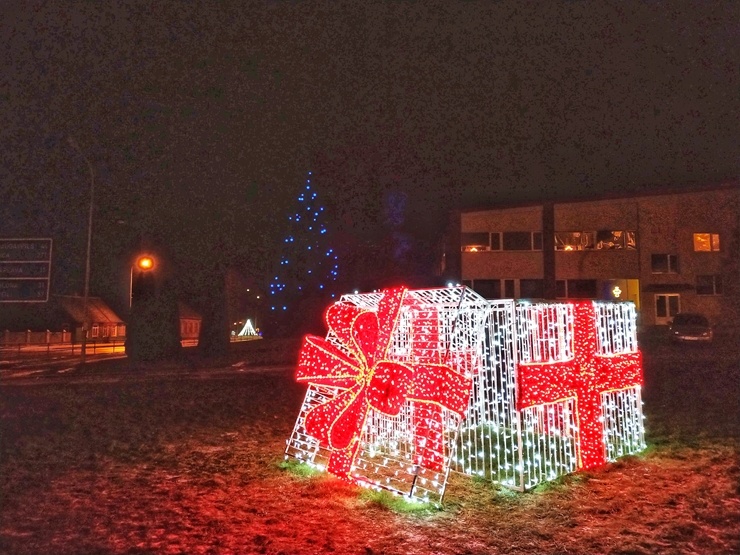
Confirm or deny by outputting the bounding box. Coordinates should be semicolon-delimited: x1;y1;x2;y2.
270;171;340;312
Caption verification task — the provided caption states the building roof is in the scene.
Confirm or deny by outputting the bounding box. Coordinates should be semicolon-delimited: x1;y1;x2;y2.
458;179;740;214
54;295;124;325
178;302;202;321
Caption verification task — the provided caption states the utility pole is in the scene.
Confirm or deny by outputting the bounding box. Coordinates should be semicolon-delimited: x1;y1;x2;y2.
68;136;94;363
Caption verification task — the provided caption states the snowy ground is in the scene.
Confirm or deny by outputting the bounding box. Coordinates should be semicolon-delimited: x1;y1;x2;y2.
0;338;738;554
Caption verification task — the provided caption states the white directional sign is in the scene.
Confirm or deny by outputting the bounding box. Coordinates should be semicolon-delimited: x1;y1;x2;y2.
0;238;52;302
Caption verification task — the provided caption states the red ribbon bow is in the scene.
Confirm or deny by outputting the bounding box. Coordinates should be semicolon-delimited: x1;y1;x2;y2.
296;287;472;478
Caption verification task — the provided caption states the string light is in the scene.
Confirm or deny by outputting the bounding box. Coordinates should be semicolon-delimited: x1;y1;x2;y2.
516;301;643;470
293;287;472;478
285;288;645;502
270;170;339;313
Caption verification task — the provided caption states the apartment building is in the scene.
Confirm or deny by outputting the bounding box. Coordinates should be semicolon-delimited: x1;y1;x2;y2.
448;182;739;328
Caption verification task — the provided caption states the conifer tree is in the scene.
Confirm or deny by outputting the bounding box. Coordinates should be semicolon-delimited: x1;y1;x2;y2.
269;171;339;333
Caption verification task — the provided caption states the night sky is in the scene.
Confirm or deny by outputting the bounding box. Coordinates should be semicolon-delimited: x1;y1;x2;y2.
2;2;738;311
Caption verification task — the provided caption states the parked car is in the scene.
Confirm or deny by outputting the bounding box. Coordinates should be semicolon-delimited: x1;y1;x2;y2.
668;313;713;343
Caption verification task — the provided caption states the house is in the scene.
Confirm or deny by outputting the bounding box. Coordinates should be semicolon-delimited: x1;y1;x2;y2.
178;302;202;343
55;295;126;342
444;181;739;328
0;295;125;345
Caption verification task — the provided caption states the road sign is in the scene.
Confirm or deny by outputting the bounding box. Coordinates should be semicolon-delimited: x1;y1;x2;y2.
0;262;51;278
0;238;52;302
0;279;50;301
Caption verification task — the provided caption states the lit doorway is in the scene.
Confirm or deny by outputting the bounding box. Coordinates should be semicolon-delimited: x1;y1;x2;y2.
655;294;680;325
604;279;640;309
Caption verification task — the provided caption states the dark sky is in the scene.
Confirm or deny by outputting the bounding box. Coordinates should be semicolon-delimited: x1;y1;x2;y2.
2;1;738;302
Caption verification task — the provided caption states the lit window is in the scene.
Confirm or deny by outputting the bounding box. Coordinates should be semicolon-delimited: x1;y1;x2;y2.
461;232;490;252
91;324;99;338
696;274;722;295
651;254;679;274
693;233;720;252
595;230;636;250
555;232;595;251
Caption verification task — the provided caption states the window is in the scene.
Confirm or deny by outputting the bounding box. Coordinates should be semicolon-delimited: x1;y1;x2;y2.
656;294;680;319
555;279;598;299
490;232;501;251
556;280;567;298
596;230;637;250
91;324;99;338
503;279;515;298
693;233;720;252
520;279;544;298
461;232;490;252
651;254;679;274
567;279;598;299
472;279;500;299
696;274;722;295
502;232;540;251
532;232;543;250
555;231;596;251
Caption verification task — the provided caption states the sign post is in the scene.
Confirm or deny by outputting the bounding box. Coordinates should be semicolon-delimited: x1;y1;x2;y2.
0;238;52;302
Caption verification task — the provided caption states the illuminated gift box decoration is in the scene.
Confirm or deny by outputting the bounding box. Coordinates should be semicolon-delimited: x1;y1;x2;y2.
285;287;645;502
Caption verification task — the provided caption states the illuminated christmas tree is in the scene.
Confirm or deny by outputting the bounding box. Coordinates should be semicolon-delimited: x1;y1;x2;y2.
269;171;339;331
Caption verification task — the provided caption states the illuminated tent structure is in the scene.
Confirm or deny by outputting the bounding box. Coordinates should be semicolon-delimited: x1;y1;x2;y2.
237;319;258;337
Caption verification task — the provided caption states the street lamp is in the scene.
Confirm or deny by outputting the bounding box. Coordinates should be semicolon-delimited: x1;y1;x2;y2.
68;136;94;363
130;254;155;307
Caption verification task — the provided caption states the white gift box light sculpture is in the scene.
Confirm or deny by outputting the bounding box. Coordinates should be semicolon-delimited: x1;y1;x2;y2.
285;286;645;503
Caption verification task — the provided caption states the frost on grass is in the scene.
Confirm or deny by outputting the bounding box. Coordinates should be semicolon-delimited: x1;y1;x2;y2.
0;347;738;555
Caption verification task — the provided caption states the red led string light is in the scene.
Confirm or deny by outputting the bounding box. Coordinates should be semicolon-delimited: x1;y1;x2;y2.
296;287;472;479
516;301;643;469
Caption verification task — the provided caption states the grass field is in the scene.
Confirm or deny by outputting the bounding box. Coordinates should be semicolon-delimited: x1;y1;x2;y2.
0;337;738;555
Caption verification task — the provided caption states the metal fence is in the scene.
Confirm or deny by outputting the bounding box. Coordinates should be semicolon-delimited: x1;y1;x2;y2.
0;339;126;357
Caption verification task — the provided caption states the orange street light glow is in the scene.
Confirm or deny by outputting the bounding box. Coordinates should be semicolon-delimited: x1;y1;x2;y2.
137;255;155;271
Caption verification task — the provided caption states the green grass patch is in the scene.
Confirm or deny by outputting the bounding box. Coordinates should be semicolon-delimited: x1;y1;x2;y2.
278;458;323;478
359;488;439;515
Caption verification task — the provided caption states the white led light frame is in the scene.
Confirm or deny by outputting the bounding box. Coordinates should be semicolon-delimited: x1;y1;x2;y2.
286;291;646;501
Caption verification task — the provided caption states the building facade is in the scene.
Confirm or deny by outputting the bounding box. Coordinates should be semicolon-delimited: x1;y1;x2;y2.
452;183;739;328
178;302;202;343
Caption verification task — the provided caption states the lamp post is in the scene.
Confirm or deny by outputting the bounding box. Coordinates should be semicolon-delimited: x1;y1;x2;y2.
68;136;94;363
130;254;155;307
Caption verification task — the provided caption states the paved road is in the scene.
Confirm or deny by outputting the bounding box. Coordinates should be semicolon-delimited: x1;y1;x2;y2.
0;356;294;386
0;339;294;386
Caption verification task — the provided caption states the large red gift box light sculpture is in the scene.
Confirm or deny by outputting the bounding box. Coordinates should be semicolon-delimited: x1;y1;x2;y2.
286;287;646;502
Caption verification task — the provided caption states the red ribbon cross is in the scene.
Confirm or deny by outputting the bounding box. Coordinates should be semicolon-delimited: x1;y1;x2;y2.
516;301;643;469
